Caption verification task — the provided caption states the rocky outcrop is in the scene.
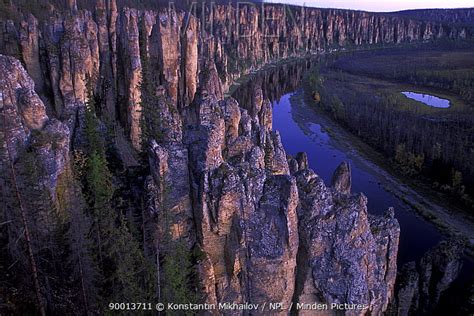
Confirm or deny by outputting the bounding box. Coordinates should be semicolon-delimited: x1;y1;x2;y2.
7;2;464;314
396;8;474;26
332;161;352;194
394;262;419;316
155;8;182;104
19;14;43;94
291;158;400;315
181;14;199;107
95;0;118;119
148;140;193;243
418;239;464;311
142;87;301;308
117;7;142;149
369;207;400;313
0;54;69;195
0;54;49;158
2;8;404;310
0;3;471;152
146;49;399;311
392;239;465;315
47;10;100;116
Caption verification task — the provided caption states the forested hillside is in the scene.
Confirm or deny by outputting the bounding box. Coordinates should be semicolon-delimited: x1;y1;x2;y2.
305;46;474;210
396;8;474;26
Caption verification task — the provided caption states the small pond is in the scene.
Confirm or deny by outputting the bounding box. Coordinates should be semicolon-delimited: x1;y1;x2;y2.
271;92;443;265
402;91;451;108
233;59;472;314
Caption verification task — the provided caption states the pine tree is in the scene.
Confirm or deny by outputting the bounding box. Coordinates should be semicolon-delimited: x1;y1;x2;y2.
161;239;197;305
0;103;78;314
82;85;156;304
1;102;98;314
157;180;197;305
1;149;46;315
139;34;164;155
58;166;98;315
109;214;156;302
15;150;66;312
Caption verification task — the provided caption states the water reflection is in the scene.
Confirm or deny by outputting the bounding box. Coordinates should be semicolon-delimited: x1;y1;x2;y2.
402;91;451;108
232;58;317;110
275;92;442;264
231;58;473;312
232;59;443;264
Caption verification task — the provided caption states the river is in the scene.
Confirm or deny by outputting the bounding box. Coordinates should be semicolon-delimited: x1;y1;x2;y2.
272;91;443;264
231;58;473;307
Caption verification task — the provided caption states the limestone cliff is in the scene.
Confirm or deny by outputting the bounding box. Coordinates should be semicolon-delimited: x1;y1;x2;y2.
391;239;465;315
290;157;399;315
141;83;400;313
2;2;469;315
0;2;470;151
0;55;69;195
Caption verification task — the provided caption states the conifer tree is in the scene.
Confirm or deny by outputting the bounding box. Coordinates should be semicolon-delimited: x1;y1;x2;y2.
139;33;163;154
0;107;73;314
0;148;46;315
161;239;197;304
16;150;66;312
1;104;96;314
59;165;98;315
83;86;156;303
156;180;197;305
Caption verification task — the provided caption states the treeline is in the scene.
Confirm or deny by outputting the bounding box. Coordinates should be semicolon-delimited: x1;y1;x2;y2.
305;62;474;211
331;47;474;103
395;8;474;26
0;0;263;21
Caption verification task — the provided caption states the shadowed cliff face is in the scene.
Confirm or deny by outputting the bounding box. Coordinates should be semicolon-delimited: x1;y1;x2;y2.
285;146;400;314
392;239;465;315
0;1;470;314
141;79;400;311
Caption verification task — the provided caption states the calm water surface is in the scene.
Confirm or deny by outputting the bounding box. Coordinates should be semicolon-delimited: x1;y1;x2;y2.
233;59;472;309
402;91;451;108
272;92;443;264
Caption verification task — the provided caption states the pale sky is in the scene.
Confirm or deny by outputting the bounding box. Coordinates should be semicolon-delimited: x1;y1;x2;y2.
265;0;474;12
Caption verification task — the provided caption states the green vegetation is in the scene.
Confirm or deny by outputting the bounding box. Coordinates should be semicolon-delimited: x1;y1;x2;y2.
139;31;198;307
161;238;197;305
0;127;72;314
154;179;198;306
84;86;158;303
395;143;425;176
331;48;474;103
304;46;474;210
138;36;164;153
0;0;264;22
0;81;199;314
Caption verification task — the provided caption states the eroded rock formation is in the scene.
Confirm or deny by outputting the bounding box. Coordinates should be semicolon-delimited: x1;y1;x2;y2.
0;2;470;151
131;53;401;311
289;156;400;315
2;2;470;314
392;239;465;315
0;55;69;195
332;161;352;194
